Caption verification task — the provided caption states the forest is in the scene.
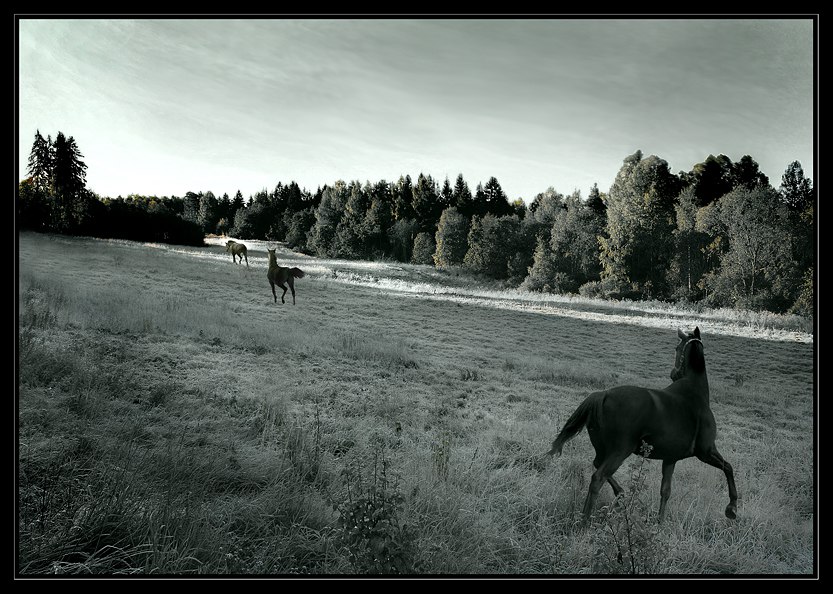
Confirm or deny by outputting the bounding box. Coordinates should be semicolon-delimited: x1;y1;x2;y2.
18;130;814;315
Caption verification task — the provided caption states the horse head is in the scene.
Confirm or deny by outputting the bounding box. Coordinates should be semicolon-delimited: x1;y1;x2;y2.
670;326;704;381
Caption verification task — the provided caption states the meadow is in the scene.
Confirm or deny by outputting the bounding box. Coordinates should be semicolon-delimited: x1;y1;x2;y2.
17;231;815;575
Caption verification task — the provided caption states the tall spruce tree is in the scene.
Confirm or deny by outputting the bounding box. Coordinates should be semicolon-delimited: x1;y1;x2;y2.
50;132;89;231
780;161;814;213
26;130;53;194
586;183;607;220
452;173;474;218
412;173;442;233
393;175;415;221
439;177;454;212
483;176;511;217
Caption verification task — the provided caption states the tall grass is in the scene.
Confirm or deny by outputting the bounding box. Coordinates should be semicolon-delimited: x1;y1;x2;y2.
17;232;814;575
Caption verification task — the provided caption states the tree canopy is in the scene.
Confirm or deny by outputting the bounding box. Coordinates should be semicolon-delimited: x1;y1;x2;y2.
19;131;814;315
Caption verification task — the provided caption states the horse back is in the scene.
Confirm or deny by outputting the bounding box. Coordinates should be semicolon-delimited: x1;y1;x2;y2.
267;265;287;283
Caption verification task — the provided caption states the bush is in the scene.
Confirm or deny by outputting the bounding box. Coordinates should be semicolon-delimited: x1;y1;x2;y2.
335;449;415;574
789;267;814;319
578;277;640;301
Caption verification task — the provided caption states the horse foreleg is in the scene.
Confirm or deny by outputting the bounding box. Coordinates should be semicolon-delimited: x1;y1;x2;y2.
698;449;738;519
270;280;277;303
658;460;676;523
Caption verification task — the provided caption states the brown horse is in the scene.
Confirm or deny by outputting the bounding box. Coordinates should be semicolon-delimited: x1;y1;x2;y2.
266;248;305;305
225;240;249;267
546;327;737;524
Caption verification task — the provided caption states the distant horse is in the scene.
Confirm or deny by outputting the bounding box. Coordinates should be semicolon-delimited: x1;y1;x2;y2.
225;240;249;267
266;248;305;305
546;327;737;524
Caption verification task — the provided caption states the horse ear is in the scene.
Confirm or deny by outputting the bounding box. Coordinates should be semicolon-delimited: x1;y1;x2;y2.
677;329;688;340
694;326;701;339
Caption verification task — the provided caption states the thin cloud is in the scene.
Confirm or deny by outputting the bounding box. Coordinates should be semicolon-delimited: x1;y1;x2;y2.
18;17;814;200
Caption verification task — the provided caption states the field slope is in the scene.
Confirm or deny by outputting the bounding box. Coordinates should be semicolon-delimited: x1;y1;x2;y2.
17;232;815;575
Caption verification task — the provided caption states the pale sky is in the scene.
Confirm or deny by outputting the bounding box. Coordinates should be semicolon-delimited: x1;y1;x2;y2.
17;17;815;202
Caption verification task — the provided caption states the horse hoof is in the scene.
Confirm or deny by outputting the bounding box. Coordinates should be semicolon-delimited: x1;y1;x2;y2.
725;505;737;520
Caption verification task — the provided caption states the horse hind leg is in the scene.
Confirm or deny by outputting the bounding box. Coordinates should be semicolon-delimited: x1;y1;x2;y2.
288;277;296;305
278;282;288;304
244;253;248;267
697;449;738;519
658;460;676;523
607;475;624;497
583;451;630;524
592;450;624;498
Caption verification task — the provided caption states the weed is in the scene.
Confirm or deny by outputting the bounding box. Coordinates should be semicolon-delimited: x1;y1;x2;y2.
730;372;747;387
335;446;415;574
589;442;666;574
460;369;479;381
432;435;451;482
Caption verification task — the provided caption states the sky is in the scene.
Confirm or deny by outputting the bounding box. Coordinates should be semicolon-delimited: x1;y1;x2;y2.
17;17;815;202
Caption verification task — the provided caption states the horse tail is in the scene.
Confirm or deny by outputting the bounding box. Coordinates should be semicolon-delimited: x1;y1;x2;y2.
291;267;305;279
547;393;600;457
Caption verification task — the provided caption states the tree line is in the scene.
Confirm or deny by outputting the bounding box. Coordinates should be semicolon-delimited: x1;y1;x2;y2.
19;132;814;315
18;130;204;245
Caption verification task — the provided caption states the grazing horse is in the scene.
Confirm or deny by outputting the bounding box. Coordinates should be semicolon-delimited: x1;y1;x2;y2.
546;327;737;524
266;248;305;305
225;240;249;267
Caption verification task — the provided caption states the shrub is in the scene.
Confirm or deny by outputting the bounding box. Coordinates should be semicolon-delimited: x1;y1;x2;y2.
335;448;415;574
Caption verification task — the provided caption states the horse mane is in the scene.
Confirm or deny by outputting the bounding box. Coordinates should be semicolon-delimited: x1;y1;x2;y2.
687;340;706;373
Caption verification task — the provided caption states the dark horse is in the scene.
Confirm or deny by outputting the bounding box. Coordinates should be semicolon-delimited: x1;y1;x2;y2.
546;327;737;524
266;248;305;305
225;240;249;267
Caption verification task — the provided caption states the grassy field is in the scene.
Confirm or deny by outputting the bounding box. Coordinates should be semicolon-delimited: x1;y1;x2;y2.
16;231;815;575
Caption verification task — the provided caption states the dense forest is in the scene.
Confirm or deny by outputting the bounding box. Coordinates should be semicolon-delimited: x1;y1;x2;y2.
18;130;814;315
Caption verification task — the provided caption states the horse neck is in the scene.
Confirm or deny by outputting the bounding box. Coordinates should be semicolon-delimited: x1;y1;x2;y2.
680;366;710;405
